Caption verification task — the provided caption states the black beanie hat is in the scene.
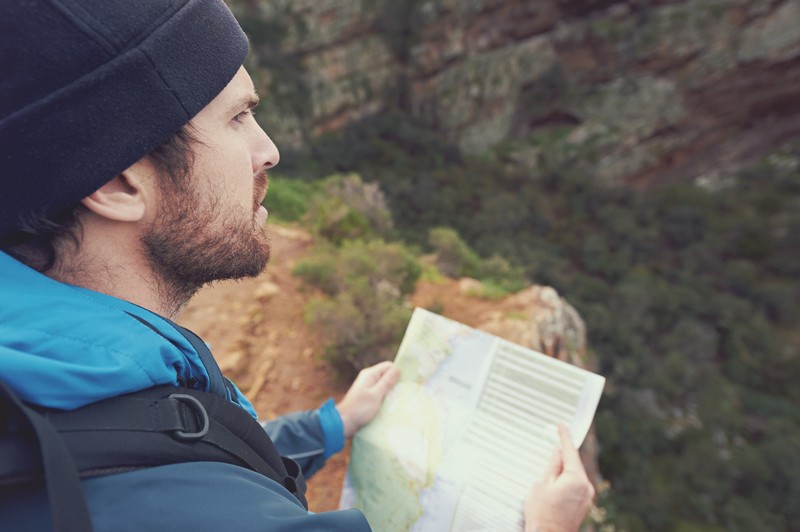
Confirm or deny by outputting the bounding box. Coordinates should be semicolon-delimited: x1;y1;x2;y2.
0;0;249;239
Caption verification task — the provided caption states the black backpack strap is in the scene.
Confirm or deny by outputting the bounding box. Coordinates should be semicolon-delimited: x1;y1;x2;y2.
0;317;308;514
6;386;308;509
0;380;93;532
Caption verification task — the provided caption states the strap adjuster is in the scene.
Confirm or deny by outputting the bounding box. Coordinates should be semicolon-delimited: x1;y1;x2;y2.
168;393;209;441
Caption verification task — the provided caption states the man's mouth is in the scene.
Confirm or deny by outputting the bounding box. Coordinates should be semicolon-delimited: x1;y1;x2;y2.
256;204;268;225
253;171;269;212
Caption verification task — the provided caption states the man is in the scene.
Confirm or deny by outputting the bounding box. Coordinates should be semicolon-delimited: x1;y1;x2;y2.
0;0;594;530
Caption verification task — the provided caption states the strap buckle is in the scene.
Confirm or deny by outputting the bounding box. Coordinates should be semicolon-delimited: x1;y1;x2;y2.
168;393;209;441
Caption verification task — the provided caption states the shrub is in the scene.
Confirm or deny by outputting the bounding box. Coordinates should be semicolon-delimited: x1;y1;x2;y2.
427;228;527;297
306;287;412;375
752;280;798;325
303;173;394;244
296;239;420;296
294;239;421;377
264;178;316;222
291;244;339;296
470;255;528;299
464;280;512;300
427;227;482;278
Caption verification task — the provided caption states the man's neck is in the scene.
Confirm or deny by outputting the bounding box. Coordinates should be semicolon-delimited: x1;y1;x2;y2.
53;258;186;318
48;235;191;319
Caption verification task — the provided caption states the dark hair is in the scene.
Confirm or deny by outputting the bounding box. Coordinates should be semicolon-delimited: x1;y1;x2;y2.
0;127;196;272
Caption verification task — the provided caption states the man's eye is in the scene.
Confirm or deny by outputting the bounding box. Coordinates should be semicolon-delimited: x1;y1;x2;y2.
233;109;253;123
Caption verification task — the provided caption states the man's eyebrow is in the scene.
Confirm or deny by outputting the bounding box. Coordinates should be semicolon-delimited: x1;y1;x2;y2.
226;92;260;116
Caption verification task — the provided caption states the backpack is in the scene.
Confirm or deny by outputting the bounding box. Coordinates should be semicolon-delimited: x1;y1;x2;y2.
0;380;308;532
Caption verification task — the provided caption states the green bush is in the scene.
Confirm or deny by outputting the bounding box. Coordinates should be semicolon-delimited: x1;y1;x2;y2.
479;255;527;293
752;280;798;325
294;239;421;377
427;227;483;278
427;227;527;298
294;237;421;299
291;244;339;295
464;280;513;300
303;173;394;244
306;287;413;375
264;178;316;222
310;202;372;244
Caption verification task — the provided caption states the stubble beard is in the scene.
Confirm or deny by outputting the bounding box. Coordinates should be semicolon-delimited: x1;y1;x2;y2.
142;174;271;314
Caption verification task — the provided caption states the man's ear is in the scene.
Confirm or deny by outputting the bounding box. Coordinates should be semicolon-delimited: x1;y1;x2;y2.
80;164;152;222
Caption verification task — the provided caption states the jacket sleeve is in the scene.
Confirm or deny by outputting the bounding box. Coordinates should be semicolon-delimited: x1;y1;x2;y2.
262;399;345;478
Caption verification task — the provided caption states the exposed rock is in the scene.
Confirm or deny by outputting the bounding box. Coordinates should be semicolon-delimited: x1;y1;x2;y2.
413;35;560;152
218;349;247;375
475;285;589;368
254;281;281;300
738;1;800;63
456;277;484;294
247;358;275;398
304;34;396;134
233;0;800;186
269;224;314;242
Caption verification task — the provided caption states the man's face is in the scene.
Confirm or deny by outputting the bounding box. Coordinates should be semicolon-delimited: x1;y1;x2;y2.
143;67;279;299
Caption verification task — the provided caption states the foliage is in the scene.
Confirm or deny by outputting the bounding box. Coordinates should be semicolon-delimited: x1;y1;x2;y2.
427;227;527;297
427;227;482;278
529;153;800;530
303;173;394;245
291;244;340;295
479;255;528;294
363;0;423;63
294;239;421;377
264;177;317;223
289;128;800;528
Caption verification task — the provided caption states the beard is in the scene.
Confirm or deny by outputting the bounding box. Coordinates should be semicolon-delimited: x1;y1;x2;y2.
142;172;270;312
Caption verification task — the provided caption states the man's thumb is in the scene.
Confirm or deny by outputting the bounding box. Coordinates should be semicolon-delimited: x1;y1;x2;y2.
542;447;563;482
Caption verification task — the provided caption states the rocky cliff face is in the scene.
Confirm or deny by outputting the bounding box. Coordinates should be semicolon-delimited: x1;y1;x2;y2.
232;0;800;186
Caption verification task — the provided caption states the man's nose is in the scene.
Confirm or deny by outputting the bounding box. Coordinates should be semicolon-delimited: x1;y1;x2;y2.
253;126;280;171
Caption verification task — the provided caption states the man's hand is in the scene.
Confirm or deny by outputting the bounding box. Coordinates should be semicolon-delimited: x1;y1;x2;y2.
336;361;400;438
524;425;595;532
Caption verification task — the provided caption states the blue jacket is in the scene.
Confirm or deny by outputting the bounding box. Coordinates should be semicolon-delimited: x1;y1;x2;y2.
0;251;371;530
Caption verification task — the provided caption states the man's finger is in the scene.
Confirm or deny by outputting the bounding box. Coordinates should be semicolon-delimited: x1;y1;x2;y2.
361;361;394;384
557;424;583;472
373;363;399;394
370;360;395;376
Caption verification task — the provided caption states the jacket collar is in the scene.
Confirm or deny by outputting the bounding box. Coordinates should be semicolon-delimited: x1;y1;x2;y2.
0;252;255;417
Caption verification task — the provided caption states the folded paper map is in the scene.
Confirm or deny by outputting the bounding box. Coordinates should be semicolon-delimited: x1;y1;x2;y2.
339;307;606;531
